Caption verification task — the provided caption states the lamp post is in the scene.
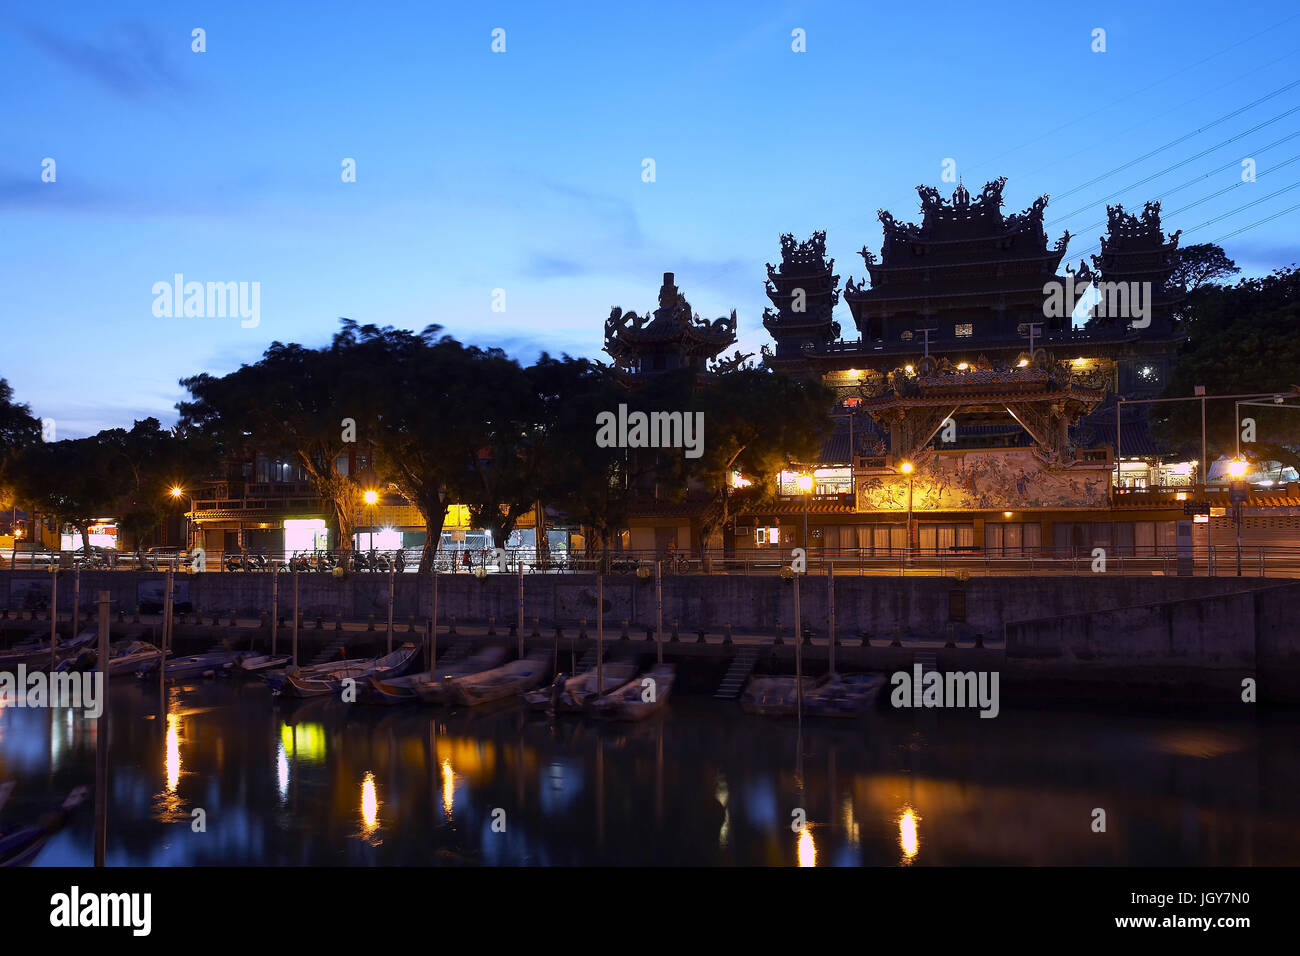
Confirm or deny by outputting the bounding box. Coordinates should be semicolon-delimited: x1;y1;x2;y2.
363;489;378;554
1228;458;1248;577
797;473;813;558
169;486;191;550
899;461;914;562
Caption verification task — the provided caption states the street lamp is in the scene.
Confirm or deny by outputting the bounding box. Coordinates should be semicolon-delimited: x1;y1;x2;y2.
899;461;915;560
797;473;813;557
169;486;192;550
1227;458;1248;577
363;489;379;551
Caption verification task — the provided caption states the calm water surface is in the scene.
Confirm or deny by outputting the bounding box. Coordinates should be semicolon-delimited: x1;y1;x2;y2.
2;678;1298;865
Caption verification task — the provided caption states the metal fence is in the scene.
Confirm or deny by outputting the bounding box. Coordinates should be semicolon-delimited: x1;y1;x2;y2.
6;545;1300;578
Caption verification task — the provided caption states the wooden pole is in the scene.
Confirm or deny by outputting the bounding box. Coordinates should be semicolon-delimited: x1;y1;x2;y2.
827;562;836;677
94;590;110;866
160;568;172;693
271;568;279;657
516;559;524;658
291;567;299;668
73;569;80;638
655;560;663;665
597;573;604;694
431;568;439;674
49;571;58;671
386;566;395;653
794;573;803;719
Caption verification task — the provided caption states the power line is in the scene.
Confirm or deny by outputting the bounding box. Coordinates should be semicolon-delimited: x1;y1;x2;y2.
966;11;1300;176
1211;198;1300;244
1047;110;1300;226
1051;78;1300;204
1061;129;1300;238
1071;180;1300;260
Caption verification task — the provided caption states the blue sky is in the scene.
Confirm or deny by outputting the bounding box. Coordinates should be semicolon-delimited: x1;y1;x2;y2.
2;0;1298;437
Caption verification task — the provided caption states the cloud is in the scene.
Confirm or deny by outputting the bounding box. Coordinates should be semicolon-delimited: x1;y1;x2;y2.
12;19;190;101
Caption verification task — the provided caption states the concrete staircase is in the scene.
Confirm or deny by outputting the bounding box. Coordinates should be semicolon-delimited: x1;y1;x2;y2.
714;644;763;699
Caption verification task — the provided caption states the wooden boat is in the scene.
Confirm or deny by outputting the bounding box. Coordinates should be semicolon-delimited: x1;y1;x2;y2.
104;641;167;676
0;785;88;867
262;656;371;694
367;648;507;705
282;670;338;698
523;661;638;713
137;651;235;680
274;643;423;698
740;673;884;717
408;648;511;705
0;627;97;672
589;664;675;721
232;652;291;675
447;651;551;707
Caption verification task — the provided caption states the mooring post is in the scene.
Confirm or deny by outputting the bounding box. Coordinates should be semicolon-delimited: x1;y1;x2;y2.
270;569;279;657
655;560;663;665
73;569;80;638
94;590;110;867
517;559;525;657
828;562;836;677
49;570;58;671
292;567;300;668
597;573;604;695
161;567;173;693
386;566;395;654
794;573;803;719
431;567;439;675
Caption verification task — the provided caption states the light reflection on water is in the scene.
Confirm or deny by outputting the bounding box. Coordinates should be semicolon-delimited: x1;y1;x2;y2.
1;679;1298;866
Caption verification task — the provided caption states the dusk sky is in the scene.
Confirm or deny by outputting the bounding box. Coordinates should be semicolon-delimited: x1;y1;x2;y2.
3;0;1298;437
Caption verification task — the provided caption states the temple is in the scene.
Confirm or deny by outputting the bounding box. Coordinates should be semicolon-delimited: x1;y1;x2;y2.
620;178;1206;557
604;272;738;381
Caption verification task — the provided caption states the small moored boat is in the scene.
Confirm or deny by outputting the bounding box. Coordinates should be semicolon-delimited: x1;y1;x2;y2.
448;651;551;707
589;664;675;722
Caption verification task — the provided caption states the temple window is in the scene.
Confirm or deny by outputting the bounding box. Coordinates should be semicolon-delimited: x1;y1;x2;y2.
955;323;974;337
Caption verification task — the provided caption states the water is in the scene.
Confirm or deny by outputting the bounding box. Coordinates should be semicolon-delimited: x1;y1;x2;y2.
2;679;1298;866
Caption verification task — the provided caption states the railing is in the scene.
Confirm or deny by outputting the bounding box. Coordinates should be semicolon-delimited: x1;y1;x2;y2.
7;545;1300;578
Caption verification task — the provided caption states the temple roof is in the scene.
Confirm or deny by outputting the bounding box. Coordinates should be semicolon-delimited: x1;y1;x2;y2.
604;272;737;369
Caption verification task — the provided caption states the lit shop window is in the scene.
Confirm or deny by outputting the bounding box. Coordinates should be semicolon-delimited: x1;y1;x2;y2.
955;323;973;337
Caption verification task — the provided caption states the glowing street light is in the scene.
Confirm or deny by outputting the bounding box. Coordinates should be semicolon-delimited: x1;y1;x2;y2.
1227;458;1248;479
363;489;379;505
797;473;813;554
170;486;184;499
1227;459;1249;576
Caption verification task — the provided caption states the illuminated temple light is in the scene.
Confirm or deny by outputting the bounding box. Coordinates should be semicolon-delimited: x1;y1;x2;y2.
898;806;920;864
1017;358;1029;367
904;364;915;374
797;825;817;867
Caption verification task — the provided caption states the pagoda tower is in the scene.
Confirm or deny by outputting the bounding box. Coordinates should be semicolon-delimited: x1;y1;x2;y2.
762;231;841;357
843;177;1074;348
603;272;737;380
1085;200;1184;340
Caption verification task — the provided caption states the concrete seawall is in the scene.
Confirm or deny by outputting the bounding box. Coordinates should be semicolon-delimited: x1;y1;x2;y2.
1;568;1274;636
1004;581;1300;701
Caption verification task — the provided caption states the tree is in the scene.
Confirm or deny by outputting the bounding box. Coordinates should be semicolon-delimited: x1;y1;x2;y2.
688;368;836;554
1151;265;1300;472
0;377;42;524
179;321;382;554
1169;243;1239;295
10;435;124;552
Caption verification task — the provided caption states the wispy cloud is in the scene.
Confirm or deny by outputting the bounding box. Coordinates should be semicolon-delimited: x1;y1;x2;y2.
11;19;190;101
